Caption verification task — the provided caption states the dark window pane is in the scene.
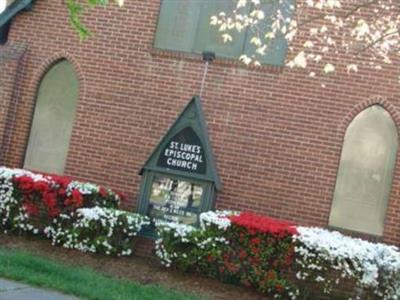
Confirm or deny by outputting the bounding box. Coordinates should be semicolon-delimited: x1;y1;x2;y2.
193;0;249;58
154;0;202;53
154;0;292;64
243;0;294;66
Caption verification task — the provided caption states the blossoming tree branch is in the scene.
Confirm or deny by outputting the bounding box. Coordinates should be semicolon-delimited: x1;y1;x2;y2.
212;0;400;78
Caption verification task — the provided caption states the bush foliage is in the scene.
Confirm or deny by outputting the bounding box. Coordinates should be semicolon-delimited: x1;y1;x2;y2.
0;167;147;256
156;211;400;300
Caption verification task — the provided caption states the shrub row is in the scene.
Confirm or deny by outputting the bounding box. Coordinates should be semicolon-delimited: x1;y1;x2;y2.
1;167;400;298
0;167;148;256
45;207;148;256
155;211;400;300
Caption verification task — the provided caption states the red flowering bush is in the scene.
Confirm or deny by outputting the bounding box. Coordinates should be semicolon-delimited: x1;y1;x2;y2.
0;167;123;234
219;212;297;295
229;211;297;237
0;167;148;258
14;176;64;218
156;211;299;299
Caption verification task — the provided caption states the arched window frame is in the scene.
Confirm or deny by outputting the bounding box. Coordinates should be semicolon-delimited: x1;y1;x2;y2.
329;104;398;236
23;59;80;174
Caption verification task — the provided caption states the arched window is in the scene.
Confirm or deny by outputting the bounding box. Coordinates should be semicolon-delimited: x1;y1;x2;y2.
24;60;79;174
329;105;398;236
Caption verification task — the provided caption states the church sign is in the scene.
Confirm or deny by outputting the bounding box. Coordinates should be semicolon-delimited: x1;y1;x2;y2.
138;96;220;233
157;127;206;174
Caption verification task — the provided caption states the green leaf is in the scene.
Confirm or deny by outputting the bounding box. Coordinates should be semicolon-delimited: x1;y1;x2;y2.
65;0;116;40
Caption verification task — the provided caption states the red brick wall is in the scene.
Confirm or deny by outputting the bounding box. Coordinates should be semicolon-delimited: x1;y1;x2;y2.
1;0;400;245
0;43;26;166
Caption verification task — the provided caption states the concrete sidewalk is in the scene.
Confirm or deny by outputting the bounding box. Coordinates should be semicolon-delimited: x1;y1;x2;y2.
0;278;80;300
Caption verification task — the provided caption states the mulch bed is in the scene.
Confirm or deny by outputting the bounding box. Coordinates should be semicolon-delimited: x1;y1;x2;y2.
0;234;268;300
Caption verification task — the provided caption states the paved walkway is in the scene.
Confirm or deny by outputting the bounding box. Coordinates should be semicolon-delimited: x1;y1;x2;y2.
0;278;80;300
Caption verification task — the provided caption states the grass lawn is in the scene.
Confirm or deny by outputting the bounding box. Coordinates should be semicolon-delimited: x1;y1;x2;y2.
0;248;200;300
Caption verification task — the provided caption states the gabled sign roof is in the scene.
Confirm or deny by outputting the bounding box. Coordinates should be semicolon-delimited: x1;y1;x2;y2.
140;96;221;190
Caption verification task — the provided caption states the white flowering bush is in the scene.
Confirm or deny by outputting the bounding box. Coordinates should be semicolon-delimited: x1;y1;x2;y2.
0;166;122;234
199;210;237;230
155;211;233;269
156;210;400;299
45;206;149;256
155;221;197;268
0;166;150;258
0;177;37;234
294;227;400;300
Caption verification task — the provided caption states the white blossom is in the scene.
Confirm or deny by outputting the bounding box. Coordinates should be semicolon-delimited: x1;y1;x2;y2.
46;207;149;256
209;0;400;81
324;63;335;73
294;227;400;299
